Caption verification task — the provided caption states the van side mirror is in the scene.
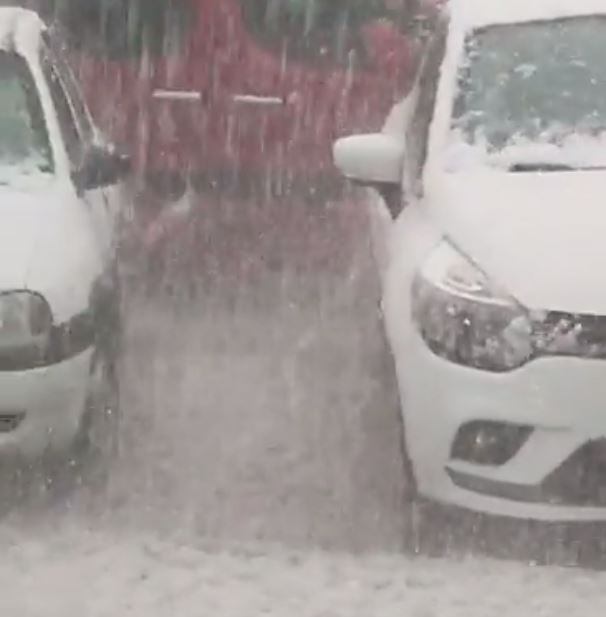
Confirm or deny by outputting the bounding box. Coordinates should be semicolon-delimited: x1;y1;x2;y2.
333;134;405;218
72;146;131;192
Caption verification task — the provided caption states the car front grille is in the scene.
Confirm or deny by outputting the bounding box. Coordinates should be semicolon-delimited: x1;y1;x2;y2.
541;439;606;507
533;311;606;360
447;439;606;508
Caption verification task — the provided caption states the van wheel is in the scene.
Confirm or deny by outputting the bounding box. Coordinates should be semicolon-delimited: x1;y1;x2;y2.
69;344;121;489
83;265;123;453
10;344;123;506
78;346;121;461
75;276;123;467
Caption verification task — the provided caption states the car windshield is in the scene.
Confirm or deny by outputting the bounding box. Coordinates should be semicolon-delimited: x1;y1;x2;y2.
448;16;606;170
0;51;53;185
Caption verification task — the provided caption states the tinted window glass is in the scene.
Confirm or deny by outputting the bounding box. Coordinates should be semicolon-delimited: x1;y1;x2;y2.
0;51;53;181
43;0;194;59
240;0;406;65
40;50;82;166
42;33;95;145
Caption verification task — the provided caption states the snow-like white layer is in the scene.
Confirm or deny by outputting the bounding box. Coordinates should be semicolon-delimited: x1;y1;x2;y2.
0;161;53;190
0;527;604;616
0;7;72;176
453;0;606;29
445;134;606;172
0;7;44;58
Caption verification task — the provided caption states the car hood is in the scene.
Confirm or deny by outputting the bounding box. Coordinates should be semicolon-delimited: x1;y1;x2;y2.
427;170;606;314
0;188;47;289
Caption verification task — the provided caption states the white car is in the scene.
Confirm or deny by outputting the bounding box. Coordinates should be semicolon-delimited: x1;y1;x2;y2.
0;8;128;462
335;0;606;522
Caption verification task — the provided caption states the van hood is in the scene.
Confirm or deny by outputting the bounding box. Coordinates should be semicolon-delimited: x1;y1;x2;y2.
428;170;606;314
0;189;46;289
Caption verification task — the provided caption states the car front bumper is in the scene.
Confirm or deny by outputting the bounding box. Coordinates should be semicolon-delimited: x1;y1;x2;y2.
399;332;606;522
0;348;93;460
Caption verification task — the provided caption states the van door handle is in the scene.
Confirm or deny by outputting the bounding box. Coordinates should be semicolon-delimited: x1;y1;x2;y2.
232;94;285;106
153;89;202;102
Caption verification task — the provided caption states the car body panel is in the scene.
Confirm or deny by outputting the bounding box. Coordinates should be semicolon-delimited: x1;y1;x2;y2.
352;0;606;520
22;185;104;321
0;348;93;457
426;171;606;314
0;189;45;290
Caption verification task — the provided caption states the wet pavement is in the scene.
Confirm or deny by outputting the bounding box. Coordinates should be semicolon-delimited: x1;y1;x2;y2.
2;192;606;614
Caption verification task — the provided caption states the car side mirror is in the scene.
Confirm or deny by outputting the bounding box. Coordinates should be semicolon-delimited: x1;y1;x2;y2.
333;134;405;218
72;146;131;192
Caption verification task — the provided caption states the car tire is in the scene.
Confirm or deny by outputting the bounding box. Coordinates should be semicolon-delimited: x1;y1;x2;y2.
377;307;478;556
74;271;123;467
385;353;424;554
380;315;606;562
374;305;424;552
77;344;121;461
384;330;471;556
27;275;124;502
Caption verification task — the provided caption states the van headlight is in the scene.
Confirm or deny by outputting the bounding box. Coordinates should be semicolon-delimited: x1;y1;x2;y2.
0;292;53;367
412;241;533;372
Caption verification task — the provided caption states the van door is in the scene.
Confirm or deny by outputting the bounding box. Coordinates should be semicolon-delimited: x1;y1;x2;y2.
210;0;416;184
48;0;417;195
45;0;196;184
51;40;129;236
40;45;114;261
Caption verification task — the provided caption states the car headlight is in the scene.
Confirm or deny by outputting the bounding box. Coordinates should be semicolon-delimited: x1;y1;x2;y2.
0;292;53;368
412;241;533;371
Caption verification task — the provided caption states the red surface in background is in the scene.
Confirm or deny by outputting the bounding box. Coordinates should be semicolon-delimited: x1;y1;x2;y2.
72;0;420;182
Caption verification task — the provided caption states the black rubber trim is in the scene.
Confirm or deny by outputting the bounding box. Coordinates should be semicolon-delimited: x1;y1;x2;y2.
446;464;606;509
0;265;120;373
49;309;96;363
446;467;552;505
0;308;95;372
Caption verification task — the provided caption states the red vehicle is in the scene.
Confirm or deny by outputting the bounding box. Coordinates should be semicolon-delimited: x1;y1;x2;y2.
40;0;423;202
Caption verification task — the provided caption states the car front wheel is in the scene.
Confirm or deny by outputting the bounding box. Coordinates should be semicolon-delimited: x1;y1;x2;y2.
74;271;123;465
77;344;121;460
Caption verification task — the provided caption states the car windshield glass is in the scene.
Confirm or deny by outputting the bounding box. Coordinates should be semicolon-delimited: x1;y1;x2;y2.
448;16;606;170
0;51;53;185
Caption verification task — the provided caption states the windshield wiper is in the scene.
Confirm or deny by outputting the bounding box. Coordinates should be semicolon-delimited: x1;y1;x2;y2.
510;162;606;173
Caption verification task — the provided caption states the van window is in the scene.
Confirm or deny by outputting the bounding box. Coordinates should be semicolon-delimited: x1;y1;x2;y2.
41;33;95;146
40;49;83;167
43;0;194;59
240;0;406;66
0;51;53;179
